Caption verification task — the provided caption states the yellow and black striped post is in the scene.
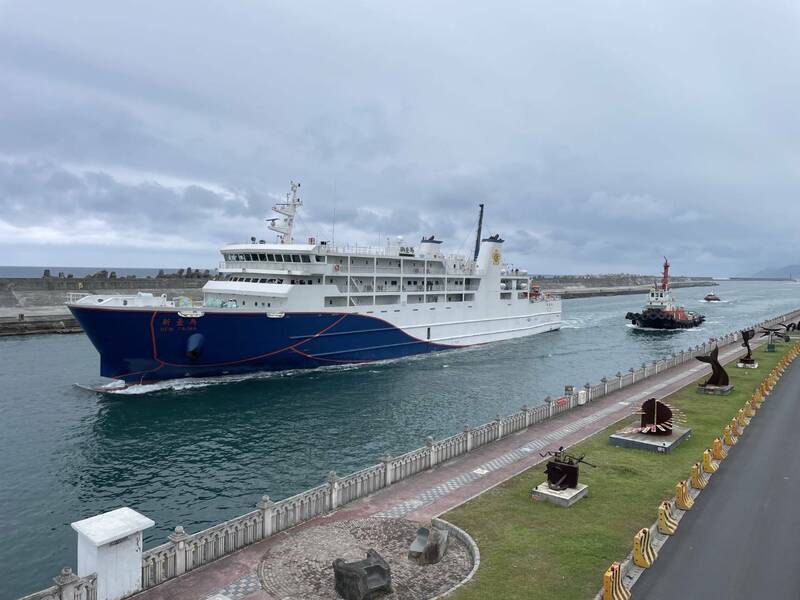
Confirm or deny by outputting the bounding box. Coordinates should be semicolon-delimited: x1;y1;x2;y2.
723;425;737;446
657;500;679;535
712;437;727;460
603;562;631;600
690;463;707;490
676;480;694;510
702;449;718;474
633;527;658;568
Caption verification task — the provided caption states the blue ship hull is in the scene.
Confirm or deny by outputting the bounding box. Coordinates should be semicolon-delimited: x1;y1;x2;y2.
69;306;455;384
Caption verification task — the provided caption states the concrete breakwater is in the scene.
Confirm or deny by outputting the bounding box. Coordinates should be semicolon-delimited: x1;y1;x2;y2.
15;307;799;600
0;277;205;336
550;280;716;299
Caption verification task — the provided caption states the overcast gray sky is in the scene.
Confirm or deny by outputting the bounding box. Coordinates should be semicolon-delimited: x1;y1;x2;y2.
1;1;798;275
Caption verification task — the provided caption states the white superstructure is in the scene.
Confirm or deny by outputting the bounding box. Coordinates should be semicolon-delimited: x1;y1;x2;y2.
202;183;561;347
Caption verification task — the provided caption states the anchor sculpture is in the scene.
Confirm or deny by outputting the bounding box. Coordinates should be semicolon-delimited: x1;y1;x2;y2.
696;345;730;387
540;446;596;491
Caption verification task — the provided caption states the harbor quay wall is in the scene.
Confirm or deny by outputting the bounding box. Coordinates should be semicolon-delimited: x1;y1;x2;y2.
16;308;800;600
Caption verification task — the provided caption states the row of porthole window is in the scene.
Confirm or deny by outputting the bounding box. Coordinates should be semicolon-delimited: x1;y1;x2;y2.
228;276;322;285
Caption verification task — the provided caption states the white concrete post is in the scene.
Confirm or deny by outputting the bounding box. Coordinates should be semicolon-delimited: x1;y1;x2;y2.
258;495;275;538
382;453;394;487
426;436;437;468
630;367;636;383
545;396;554;418
616;371;623;389
583;382;591;403
522;405;531;427
71;507;154;600
327;471;340;510
53;567;79;600
642;362;648;377
168;526;189;576
495;414;504;439
464;425;473;452
601;377;608;396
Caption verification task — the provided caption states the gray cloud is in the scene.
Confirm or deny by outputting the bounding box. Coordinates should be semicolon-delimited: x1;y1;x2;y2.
1;1;799;275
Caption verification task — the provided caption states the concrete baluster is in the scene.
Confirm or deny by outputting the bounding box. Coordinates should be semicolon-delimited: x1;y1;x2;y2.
464;425;473;452
601;376;608;396
495;414;504;439
168;526;189;576
616;371;623;389
642;362;648;377
382;453;394;487
583;382;591;403
630;367;636;383
53;567;79;600
327;471;340;510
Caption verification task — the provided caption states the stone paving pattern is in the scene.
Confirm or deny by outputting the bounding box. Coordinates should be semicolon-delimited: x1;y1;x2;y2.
257;518;470;599
135;338;755;600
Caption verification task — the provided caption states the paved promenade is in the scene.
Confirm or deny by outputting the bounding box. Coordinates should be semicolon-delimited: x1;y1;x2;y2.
135;340;753;600
632;356;800;600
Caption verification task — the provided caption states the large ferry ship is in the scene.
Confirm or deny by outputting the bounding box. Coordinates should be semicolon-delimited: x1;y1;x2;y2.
69;183;562;384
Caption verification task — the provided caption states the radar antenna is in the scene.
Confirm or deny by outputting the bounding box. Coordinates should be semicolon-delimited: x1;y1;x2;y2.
268;181;302;244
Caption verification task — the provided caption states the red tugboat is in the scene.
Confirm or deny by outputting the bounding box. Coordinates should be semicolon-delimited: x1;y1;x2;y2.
625;258;705;330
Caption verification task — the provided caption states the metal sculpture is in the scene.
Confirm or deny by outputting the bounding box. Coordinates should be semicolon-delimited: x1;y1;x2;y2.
761;326;789;343
628;397;685;435
696;345;730;387
740;329;756;365
540;446;596;491
332;549;392;600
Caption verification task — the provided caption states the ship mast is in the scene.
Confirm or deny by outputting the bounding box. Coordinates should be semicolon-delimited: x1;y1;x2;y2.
268;181;302;244
661;257;670;291
473;203;485;261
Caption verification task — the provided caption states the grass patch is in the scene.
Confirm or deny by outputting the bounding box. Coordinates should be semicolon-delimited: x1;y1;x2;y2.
445;344;791;600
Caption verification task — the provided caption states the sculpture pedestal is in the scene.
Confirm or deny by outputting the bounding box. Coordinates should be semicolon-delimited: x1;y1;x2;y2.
531;483;587;507
697;384;734;395
737;361;759;369
609;426;692;454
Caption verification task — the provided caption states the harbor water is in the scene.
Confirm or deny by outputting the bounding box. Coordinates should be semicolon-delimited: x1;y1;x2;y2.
1;280;797;599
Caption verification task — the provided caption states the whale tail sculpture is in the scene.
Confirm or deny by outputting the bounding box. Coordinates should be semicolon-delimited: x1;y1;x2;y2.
741;329;755;362
696;345;730;387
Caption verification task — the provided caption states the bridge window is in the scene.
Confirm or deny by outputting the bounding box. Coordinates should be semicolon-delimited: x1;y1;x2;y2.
267;254;275;261
258;253;267;261
283;254;292;262
301;255;311;263
291;255;301;262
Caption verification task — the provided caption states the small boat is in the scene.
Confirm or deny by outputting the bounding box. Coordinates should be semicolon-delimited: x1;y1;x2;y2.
703;292;721;302
625;258;705;330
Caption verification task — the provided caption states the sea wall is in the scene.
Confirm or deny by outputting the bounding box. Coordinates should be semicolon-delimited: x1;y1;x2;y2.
17;308;798;600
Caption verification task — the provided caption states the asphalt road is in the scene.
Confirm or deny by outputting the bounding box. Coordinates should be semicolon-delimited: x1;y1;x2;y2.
633;358;800;600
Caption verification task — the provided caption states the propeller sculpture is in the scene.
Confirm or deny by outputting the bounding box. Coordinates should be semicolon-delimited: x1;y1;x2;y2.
696;345;730;387
622;397;685;436
761;326;789;343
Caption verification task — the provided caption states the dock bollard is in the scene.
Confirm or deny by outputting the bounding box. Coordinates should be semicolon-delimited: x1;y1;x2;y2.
690;463;708;490
712;437;727;460
633;527;658;568
702;449;718;474
675;480;694;510
723;425;737;446
657;500;679;535
603;562;631;600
